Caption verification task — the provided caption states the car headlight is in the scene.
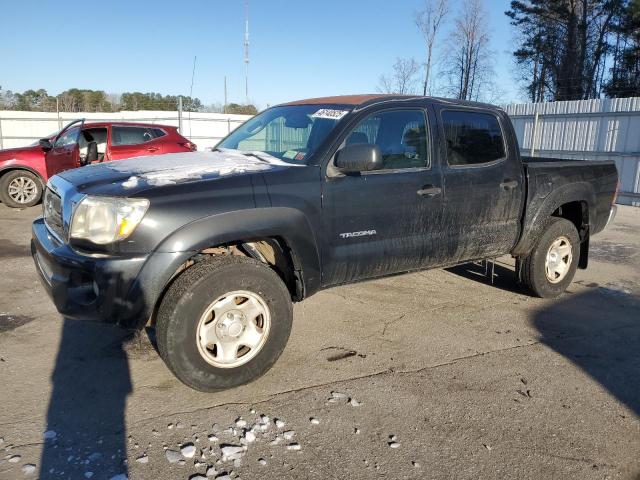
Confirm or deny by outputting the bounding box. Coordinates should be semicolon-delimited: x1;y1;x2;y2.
70;196;150;244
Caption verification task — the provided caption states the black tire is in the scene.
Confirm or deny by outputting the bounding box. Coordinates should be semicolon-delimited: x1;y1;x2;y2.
518;217;580;298
156;255;293;392
0;170;43;208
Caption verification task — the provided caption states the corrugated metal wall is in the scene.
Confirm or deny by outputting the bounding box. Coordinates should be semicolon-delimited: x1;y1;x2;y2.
504;97;640;206
0;110;252;151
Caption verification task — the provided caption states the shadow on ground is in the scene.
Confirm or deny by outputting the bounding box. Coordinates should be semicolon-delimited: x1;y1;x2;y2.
532;289;640;417
450;261;640;416
445;260;523;294
39;320;132;479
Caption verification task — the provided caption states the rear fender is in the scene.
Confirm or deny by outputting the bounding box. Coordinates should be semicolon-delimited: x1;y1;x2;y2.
512;181;595;257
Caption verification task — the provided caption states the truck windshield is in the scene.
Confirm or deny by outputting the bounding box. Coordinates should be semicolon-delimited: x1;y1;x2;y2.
217;104;352;164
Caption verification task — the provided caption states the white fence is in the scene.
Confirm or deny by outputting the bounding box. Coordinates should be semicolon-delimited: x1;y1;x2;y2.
0;110;252;152
504;97;640;206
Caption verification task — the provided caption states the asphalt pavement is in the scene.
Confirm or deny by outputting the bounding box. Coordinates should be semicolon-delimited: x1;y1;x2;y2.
0;204;638;480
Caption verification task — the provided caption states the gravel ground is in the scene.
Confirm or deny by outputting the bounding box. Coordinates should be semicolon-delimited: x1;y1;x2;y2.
0;204;638;480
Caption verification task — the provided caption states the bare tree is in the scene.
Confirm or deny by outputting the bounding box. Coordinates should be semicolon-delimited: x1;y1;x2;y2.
441;0;494;101
377;57;421;94
415;0;450;96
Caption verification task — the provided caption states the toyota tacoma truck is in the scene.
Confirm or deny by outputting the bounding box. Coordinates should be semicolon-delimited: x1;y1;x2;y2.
31;94;619;391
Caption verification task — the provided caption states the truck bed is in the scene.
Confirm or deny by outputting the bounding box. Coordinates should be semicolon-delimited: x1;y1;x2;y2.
521;155;614;168
513;156;618;257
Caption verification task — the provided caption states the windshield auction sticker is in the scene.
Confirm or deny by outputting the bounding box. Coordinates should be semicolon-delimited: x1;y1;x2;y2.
311;109;349;120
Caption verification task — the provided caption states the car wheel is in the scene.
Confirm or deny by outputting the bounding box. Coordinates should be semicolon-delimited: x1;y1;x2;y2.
156;255;293;392
0;170;43;208
518;217;580;298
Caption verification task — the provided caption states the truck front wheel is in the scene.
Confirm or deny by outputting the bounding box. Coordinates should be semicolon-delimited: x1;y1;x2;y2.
156;255;293;392
517;217;580;298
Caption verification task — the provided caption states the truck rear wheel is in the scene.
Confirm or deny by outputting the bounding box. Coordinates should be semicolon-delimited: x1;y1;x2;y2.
156;255;293;392
518;217;580;298
0;170;43;208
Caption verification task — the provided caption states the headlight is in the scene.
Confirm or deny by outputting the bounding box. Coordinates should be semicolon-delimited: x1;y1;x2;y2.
70;196;149;244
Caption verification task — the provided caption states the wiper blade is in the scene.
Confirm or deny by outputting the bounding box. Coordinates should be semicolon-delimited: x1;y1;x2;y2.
217;148;274;163
244;153;270;163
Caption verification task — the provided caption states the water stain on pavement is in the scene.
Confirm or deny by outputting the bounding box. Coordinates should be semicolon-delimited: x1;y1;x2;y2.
0;239;29;259
590;241;639;264
322;346;367;362
0;314;35;332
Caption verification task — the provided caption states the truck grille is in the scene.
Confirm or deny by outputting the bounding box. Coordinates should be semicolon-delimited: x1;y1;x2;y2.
43;188;64;240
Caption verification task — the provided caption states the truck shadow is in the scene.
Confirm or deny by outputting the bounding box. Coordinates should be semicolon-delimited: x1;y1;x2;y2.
445;260;524;294
447;261;639;417
532;288;640;417
39;319;132;479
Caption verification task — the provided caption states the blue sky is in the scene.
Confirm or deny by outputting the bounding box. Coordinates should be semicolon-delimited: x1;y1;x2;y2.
0;0;522;107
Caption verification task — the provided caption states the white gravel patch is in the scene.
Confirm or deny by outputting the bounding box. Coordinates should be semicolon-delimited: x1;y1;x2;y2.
220;445;246;462
181;443;196;458
165;449;182;463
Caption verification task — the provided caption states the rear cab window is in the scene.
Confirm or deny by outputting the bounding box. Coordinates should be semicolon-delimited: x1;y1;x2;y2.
441;110;505;167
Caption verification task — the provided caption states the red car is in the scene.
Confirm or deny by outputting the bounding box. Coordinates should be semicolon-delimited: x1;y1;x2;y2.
0;120;196;208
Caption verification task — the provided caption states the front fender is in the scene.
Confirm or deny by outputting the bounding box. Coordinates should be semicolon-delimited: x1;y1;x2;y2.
512;181;595;256
155;207;322;295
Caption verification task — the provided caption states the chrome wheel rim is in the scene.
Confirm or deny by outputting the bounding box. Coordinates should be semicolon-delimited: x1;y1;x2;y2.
8;176;38;204
196;290;271;368
545;236;573;284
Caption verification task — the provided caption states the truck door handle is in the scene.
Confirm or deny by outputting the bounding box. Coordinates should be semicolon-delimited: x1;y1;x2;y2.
500;179;518;190
417;185;442;197
147;147;159;152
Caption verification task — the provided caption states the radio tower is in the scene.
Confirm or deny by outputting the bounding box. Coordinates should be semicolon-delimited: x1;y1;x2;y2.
244;0;250;104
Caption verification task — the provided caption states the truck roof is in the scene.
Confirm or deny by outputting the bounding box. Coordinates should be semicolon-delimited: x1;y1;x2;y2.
280;94;504;111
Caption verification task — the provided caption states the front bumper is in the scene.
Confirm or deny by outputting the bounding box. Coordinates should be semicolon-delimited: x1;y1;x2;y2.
31;217;189;328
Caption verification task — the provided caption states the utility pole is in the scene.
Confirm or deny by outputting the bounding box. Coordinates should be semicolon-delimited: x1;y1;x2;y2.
178;96;183;134
224;76;228;114
244;0;250;105
56;97;62;130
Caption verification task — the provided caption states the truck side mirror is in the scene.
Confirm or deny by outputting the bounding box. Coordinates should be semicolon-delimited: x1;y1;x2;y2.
335;143;383;173
39;138;53;151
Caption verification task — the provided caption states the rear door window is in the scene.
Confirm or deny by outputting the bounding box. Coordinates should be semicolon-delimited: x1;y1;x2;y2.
112;126;158;146
441;111;505;166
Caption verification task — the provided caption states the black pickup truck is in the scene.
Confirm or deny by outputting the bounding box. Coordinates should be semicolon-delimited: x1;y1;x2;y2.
31;94;619;391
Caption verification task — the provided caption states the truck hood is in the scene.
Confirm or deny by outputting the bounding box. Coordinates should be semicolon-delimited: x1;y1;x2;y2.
57;149;302;195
